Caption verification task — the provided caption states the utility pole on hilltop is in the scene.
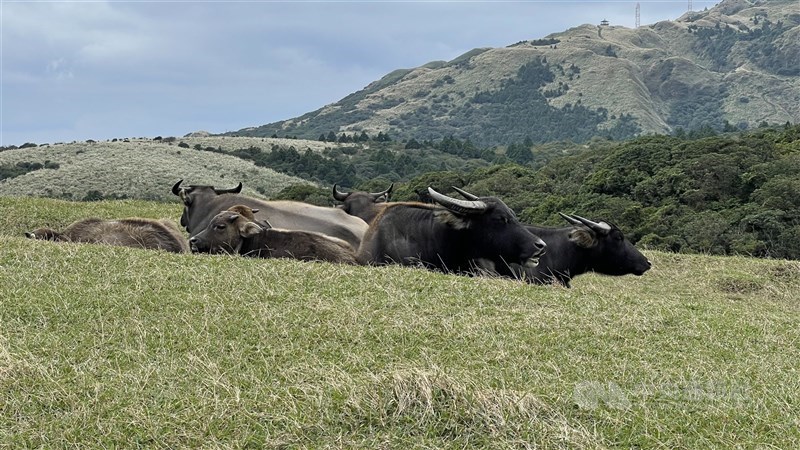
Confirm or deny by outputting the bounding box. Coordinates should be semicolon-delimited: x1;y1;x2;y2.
635;2;640;28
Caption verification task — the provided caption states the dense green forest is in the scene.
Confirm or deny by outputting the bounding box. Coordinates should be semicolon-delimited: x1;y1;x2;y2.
275;124;800;260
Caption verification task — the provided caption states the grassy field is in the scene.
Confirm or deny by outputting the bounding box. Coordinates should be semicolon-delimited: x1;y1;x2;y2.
1;197;799;448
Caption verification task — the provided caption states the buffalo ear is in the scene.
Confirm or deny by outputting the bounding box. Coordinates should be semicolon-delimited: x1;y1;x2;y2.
239;221;263;238
433;209;470;230
568;228;598;248
25;232;35;239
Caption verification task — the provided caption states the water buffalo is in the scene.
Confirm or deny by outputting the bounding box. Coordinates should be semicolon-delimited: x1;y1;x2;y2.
356;187;546;274
172;180;368;248
189;205;357;264
447;186;651;286
518;214;651;287
25;217;188;253
332;183;393;223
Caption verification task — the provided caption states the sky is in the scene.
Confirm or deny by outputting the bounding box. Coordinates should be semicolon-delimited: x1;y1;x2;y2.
1;0;720;147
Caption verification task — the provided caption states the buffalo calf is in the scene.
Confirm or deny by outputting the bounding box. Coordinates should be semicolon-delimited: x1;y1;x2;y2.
189;205;358;264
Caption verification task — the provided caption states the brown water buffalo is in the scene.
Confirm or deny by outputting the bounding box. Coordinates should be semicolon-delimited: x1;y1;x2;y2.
188;205;358;264
25;218;188;253
172;180;367;249
356;187;546;274
332;183;393;224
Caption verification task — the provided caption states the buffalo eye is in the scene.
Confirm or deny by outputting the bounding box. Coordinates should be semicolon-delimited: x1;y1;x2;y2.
493;215;510;225
214;224;226;231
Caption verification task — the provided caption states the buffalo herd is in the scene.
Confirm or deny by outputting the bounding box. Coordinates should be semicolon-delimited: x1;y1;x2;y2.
26;179;651;287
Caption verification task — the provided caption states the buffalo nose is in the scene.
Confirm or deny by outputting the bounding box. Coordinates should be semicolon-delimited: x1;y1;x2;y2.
532;238;547;256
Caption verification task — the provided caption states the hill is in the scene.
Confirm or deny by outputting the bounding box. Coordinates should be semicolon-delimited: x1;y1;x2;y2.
230;0;800;146
0;137;312;201
1;197;799;447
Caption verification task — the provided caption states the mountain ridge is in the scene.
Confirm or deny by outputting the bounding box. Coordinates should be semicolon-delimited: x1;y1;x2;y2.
228;0;799;146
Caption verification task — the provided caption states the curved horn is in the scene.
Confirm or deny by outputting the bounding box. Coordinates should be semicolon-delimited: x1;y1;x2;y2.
171;179;184;196
451;186;480;201
559;212;583;226
428;187;487;215
370;183;394;201
570;214;612;235
213;182;243;195
332;184;350;201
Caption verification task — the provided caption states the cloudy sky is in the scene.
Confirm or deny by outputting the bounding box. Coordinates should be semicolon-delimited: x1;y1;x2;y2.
2;0;719;146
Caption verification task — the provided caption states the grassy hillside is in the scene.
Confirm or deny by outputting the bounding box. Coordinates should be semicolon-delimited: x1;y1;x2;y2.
2;197;799;448
0;139;310;201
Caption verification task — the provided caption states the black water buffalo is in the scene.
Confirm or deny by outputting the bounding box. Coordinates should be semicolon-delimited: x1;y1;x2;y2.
332;183;393;223
172;180;368;248
517;214;651;287
189;205;358;264
26;217;188;253
356;187;546;274
447;186;651;286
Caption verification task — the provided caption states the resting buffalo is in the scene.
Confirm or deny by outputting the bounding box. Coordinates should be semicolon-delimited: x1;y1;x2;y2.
447;187;650;286
26;217;188;253
189;205;357;264
518;214;651;287
172;180;368;248
356;187;546;274
332;183;393;223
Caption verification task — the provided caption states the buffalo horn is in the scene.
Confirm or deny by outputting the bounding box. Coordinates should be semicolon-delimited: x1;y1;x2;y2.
559;212;583;226
566;213;612;235
213;182;243;195
428;187;487;215
451;186;480;201
171;179;184;196
332;184;350;201
370;183;394;201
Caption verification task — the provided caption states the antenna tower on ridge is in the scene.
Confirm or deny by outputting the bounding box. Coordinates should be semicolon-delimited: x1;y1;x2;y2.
635;2;640;28
688;0;693;11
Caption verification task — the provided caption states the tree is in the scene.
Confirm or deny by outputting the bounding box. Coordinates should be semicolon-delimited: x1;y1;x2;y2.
405;138;422;149
506;142;533;164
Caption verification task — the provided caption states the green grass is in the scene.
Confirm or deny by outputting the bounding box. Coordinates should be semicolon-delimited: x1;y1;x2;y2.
1;197;799;448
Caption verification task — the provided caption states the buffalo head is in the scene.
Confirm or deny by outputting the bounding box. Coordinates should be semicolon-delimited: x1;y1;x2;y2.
188;205;266;254
559;213;651;276
332;183;393;223
171;179;243;232
428;187;547;271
